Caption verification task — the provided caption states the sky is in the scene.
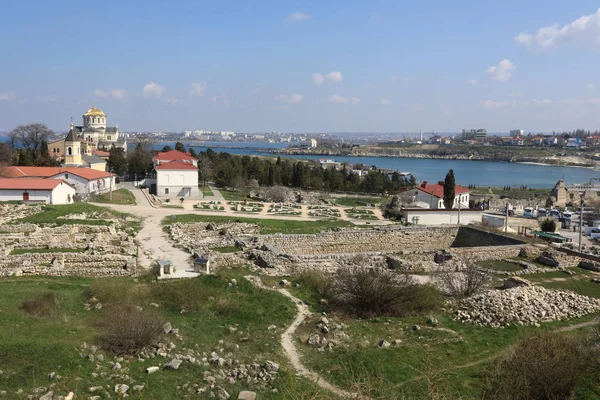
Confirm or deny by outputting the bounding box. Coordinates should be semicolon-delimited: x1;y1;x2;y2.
1;0;600;134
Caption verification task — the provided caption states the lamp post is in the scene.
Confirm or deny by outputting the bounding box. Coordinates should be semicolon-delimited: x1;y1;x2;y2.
579;196;584;252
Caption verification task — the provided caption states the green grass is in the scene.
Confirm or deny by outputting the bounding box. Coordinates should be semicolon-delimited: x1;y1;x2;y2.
477;259;524;272
219;189;252;201
10;248;86;255
210;246;240;253
89;189;137;205
335;197;384;207
201;186;214;196
163;214;354;234
15;203;115;226
0;270;327;399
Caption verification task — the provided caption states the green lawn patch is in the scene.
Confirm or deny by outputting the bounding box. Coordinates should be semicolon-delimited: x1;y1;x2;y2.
163;214;353;234
201;186;214;196
335;197;384;207
15;203;114;226
219;189;252;201
477;260;524;273
10;248;86;255
89;189;136;205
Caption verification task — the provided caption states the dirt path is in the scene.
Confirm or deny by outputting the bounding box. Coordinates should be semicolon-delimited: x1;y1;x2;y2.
245;276;362;399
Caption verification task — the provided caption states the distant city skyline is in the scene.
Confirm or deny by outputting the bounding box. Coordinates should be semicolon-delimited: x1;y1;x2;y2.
2;1;600;133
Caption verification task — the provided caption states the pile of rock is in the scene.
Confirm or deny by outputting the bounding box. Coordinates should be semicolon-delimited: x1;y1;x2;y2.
455;286;600;327
306;316;350;351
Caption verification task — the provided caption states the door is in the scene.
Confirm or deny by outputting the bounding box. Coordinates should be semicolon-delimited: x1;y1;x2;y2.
22;192;29;201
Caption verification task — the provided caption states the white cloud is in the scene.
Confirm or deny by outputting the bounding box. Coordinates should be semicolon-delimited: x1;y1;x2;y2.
510;90;524;97
524;98;554;106
189;81;207;96
276;93;302;104
325;71;343;83
486;59;516;81
467;79;477;85
287;12;311;22
514;9;600;51
588;83;596;90
167;98;185;105
212;96;230;107
390;76;397;82
482;99;512;109
312;73;325;87
380;98;391;105
142;82;165;98
328;95;360;104
95;89;126;99
0;92;16;101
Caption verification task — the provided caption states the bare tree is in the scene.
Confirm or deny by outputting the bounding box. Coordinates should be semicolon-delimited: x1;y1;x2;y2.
9;123;53;157
435;264;490;297
263;186;291;203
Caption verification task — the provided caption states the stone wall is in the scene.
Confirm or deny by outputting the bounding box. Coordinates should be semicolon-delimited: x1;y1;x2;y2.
258;227;459;256
452;227;525;248
0;253;135;277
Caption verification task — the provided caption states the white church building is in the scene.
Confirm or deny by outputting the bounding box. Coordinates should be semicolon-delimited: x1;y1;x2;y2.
153;150;199;197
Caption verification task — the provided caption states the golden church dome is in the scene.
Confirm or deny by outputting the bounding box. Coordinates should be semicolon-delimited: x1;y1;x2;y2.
83;106;106;117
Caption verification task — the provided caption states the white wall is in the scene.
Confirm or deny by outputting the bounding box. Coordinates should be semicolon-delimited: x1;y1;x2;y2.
156;169;199;197
50;173;115;195
414;190;470;209
0;184;76;205
402;209;482;225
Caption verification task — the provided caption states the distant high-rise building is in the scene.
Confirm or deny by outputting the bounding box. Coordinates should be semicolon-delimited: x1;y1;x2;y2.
510;129;524;137
461;129;487;141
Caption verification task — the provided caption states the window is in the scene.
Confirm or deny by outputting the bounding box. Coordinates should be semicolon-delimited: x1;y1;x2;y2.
107;136;111;140
165;188;169;195
67;147;72;155
65;174;69;179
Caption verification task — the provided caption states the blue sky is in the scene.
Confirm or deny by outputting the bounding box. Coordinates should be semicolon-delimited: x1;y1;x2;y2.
1;0;600;134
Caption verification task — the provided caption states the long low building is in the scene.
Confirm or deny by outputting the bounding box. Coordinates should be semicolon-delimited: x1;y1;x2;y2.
0;166;115;198
0;178;76;204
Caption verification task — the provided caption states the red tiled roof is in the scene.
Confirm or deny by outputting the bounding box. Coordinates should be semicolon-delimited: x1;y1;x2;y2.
156;161;198;170
416;181;470;199
153;149;195;161
0;166;112;181
0;178;66;190
93;150;110;157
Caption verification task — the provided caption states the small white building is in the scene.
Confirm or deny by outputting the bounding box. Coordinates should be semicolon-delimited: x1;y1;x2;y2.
153;150;199;197
405;181;470;209
2;166;115;197
402;208;482;226
0;178;76;204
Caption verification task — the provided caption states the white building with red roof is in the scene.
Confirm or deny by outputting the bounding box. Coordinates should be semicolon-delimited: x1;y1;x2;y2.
1;166;115;197
153;150;199;197
0;178;76;204
408;180;471;209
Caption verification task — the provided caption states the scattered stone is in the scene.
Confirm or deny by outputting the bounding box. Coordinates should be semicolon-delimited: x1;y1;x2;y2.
536;251;560;268
518;247;529;258
279;279;291;287
267;325;276;331
378;340;390;348
164;359;182;370
307;334;320;346
112;362;122;371
88;386;103;393
264;361;279;373
319;298;328;306
65;392;74;400
412;324;421;332
427;316;438;326
96;354;104;362
394;339;402;345
320;317;329;325
88;397;101;400
217;387;230;399
162;322;172;334
237;391;257;400
39;391;53;400
150;302;159;308
579;260;600;272
48;372;56;380
133;385;145;392
114;384;129;394
146;366;159;374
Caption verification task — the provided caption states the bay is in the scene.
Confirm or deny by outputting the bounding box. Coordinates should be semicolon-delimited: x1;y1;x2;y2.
152;141;597;188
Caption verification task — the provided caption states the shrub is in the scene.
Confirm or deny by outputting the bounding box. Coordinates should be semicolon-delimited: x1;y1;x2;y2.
96;305;166;355
22;292;60;317
540;218;556;233
295;270;330;297
483;332;590;400
435;265;490;298
329;267;444;318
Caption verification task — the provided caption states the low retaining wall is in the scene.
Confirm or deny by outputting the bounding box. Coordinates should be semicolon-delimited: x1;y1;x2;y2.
0;253;136;277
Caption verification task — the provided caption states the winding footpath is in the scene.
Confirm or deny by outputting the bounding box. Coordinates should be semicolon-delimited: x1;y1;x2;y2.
245;276;364;399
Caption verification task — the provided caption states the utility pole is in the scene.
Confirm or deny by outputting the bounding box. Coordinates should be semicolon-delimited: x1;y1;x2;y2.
579;198;584;252
457;197;461;225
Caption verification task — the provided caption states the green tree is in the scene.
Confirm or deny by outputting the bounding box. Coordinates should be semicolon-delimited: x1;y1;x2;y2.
540;218;556;233
268;164;275;186
443;169;456;209
128;143;154;177
174;142;186;152
161;145;172;152
108;147;128;176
